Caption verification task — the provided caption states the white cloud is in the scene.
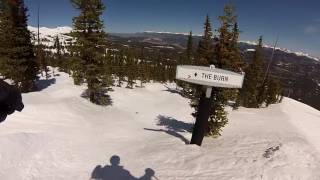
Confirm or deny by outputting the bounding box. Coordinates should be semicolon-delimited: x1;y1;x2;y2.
304;25;318;34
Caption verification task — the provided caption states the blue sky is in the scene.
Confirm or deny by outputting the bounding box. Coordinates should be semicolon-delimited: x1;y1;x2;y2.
25;0;320;57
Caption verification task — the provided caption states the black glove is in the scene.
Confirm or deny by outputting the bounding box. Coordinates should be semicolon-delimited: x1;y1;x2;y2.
0;80;24;123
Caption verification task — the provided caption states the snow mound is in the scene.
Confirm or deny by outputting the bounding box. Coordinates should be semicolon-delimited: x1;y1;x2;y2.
1;69;320;179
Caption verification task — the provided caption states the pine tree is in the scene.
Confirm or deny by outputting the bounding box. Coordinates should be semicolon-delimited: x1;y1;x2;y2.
197;14;214;66
177;31;194;92
186;31;193;65
240;36;266;108
70;0;111;105
138;58;149;88
37;44;49;79
207;4;244;136
153;51;166;82
54;36;61;56
265;78;282;106
53;36;63;71
229;22;244;72
0;0;39;92
183;15;216;135
216;4;244;72
166;60;176;82
125;50;136;88
116;50;125;87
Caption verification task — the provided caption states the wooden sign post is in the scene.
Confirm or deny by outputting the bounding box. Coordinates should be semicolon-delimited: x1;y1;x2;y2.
176;65;245;146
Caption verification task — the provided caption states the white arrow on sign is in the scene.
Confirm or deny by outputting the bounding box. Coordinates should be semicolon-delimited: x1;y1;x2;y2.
176;65;245;88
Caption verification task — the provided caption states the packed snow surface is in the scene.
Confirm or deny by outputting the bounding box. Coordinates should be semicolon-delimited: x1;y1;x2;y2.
1;70;320;180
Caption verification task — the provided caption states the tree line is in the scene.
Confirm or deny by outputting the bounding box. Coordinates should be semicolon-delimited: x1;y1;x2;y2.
0;0;282;137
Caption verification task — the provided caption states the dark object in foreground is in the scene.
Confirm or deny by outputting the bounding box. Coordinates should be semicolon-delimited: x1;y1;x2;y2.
190;90;212;146
0;80;24;123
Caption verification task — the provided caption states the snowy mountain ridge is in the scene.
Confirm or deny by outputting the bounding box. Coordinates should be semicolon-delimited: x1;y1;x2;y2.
27;26;73;47
27;26;319;62
143;30;203;36
240;40;319;62
28;26;72;36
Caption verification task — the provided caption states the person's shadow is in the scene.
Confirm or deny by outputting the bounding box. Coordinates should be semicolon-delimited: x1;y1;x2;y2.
91;155;157;180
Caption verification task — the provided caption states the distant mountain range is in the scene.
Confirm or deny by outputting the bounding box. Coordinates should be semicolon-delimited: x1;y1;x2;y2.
28;26;73;47
27;26;319;62
28;26;320;110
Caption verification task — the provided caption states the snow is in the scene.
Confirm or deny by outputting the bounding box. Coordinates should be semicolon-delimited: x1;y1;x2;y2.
293;52;319;62
246;49;256;52
1;69;320;179
281;98;320;152
151;45;174;49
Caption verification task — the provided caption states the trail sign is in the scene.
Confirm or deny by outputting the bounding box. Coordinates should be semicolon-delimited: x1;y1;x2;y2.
176;65;244;88
176;65;245;146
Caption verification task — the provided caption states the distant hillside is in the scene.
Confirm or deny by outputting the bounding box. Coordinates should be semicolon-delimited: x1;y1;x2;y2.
27;26;320;110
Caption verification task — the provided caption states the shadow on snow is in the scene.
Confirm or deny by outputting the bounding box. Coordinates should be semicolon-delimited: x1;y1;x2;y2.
36;78;56;91
162;85;187;98
91;155;157;180
144;115;193;144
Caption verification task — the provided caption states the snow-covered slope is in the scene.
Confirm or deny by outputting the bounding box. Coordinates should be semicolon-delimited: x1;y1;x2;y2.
1;69;320;180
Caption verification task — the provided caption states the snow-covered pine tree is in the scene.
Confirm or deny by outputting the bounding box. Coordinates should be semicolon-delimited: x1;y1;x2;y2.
0;0;39;92
240;36;266;108
70;0;111;105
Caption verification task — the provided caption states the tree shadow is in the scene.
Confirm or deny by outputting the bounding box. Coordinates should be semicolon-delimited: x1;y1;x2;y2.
91;155;157;180
36;78;56;91
144;115;193;144
81;89;113;106
162;85;186;98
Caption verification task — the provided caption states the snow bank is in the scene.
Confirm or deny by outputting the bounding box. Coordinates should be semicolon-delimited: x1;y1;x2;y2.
0;70;320;179
281;98;320;152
